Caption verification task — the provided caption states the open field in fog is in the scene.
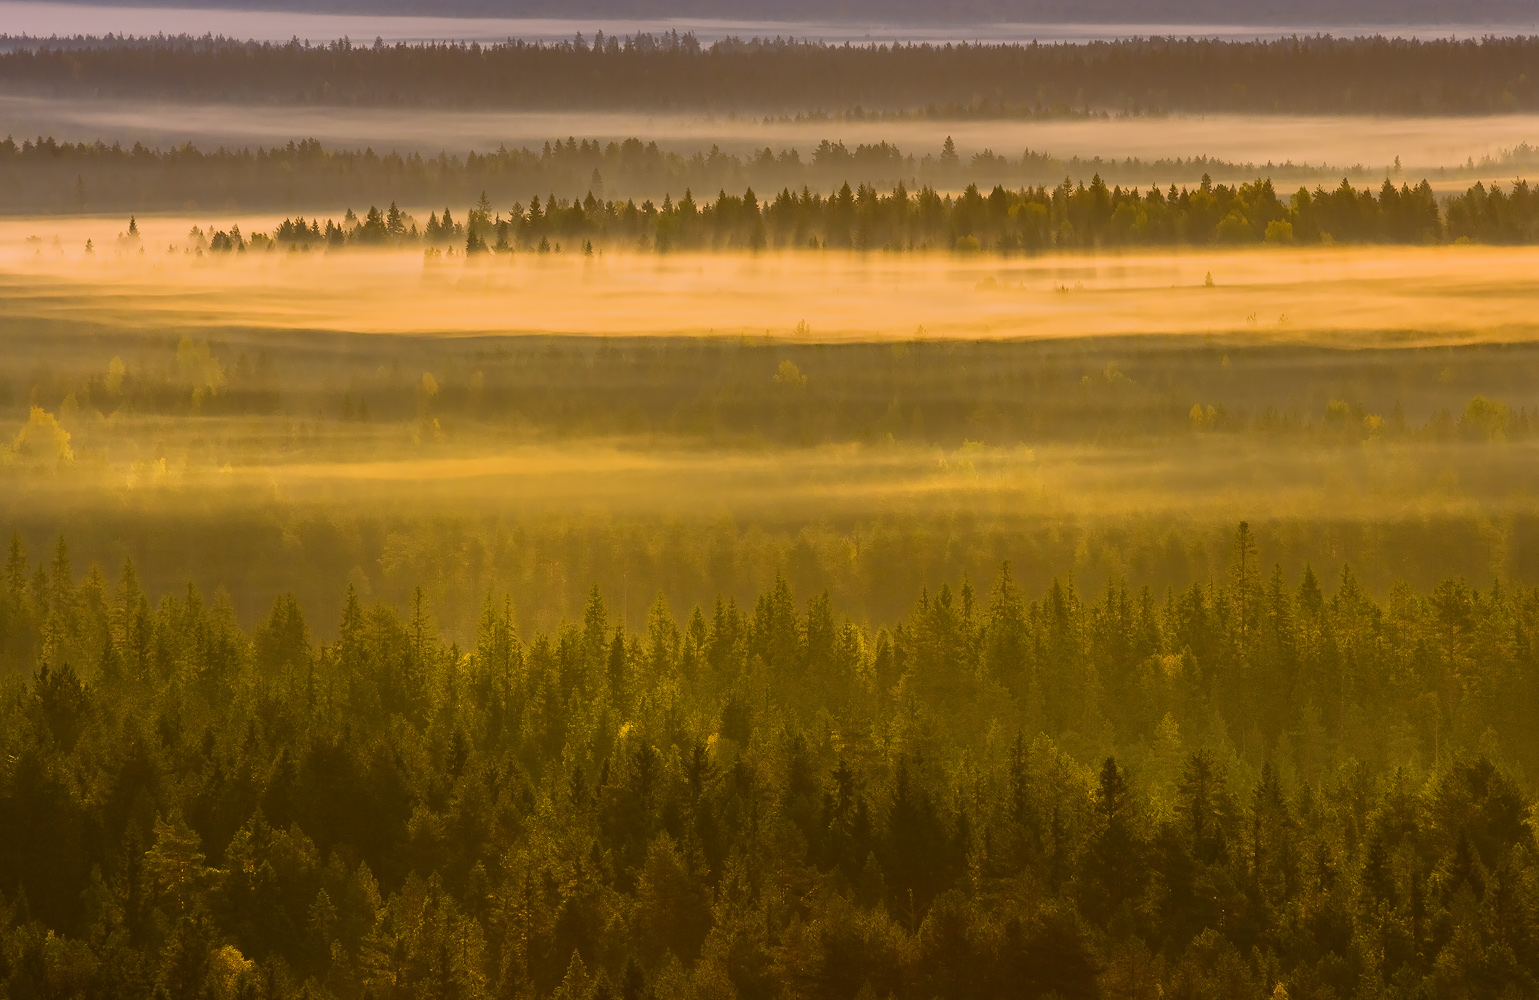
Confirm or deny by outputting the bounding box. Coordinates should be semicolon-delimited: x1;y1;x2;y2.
4;94;1536;173
11;427;1539;527
7;220;1539;345
9;424;1539;630
7;221;1539;628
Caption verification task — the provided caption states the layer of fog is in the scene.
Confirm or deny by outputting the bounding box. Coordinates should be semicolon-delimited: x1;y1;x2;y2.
4;93;1536;176
11;444;1534;634
10;402;1539;637
7;220;1539;347
11;432;1536;524
3;3;1533;46
7;227;1539;623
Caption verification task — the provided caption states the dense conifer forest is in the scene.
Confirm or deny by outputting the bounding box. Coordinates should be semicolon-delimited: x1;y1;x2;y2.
1;527;1537;999
3;34;1539;114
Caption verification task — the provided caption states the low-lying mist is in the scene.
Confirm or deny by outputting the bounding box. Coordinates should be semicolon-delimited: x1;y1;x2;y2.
4;277;1539;635
4;95;1535;174
7;224;1539;346
8;211;1539;635
4;453;1537;639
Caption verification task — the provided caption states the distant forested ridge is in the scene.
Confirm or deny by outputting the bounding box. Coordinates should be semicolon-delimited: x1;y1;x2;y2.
2;133;1391;216
28;0;1539;24
24;0;1539;23
1;526;1537;998
214;174;1535;252
15;133;1539;218
3;34;1539;113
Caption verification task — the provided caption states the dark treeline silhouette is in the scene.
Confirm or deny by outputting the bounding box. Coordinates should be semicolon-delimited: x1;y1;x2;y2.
0;526;1537;998
3;33;1539;113
3;132;1452;216
232;174;1537;253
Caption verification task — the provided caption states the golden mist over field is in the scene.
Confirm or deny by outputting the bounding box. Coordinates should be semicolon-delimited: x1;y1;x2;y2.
8;432;1539;529
6;192;1539;627
7;207;1539;627
7;217;1539;346
7;210;1539;574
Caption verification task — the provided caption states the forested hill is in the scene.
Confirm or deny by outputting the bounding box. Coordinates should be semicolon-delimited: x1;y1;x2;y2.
1;526;1537;997
3;34;1539;113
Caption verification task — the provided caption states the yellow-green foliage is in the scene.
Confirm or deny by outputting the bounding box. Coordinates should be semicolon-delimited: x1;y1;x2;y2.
9;407;72;466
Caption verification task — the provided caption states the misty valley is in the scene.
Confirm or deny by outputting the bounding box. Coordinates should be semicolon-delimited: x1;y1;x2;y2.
2;24;1539;1000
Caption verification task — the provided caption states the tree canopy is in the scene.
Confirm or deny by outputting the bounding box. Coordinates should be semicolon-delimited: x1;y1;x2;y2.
1;527;1537;998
